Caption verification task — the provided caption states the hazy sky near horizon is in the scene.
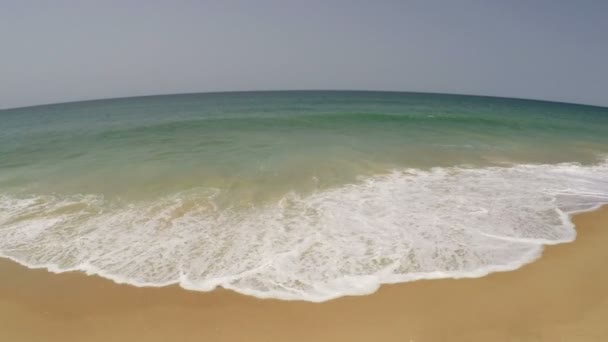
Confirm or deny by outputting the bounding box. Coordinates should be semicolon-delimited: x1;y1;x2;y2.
1;1;607;109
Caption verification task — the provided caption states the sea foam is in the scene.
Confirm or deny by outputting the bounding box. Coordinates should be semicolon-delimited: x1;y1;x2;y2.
1;160;607;302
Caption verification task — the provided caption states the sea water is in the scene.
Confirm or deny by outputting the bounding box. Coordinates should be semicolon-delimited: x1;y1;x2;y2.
1;91;607;301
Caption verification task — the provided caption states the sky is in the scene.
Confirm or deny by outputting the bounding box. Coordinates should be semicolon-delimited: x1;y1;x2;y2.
1;0;607;109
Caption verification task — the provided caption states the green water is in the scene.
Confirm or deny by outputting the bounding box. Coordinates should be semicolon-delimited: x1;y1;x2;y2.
2;91;607;202
1;91;607;301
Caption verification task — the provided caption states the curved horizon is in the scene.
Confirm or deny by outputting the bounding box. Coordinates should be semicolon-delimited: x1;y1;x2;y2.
3;89;607;112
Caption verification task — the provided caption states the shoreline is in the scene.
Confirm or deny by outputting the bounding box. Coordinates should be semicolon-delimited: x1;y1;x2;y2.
1;206;607;341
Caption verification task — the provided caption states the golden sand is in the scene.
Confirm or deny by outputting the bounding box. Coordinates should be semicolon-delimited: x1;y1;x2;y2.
1;207;607;342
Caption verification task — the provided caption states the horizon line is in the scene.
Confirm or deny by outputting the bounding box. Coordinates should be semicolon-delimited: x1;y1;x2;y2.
2;89;607;111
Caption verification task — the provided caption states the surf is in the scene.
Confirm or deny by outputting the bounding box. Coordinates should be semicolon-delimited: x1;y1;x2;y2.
1;160;607;302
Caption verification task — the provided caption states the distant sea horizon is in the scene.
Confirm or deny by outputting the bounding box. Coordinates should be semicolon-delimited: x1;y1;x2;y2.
3;89;607;112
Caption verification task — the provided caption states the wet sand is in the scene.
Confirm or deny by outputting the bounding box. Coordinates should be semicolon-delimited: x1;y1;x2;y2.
1;207;607;342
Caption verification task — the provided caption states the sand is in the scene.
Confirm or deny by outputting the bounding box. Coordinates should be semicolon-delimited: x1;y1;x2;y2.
1;207;607;342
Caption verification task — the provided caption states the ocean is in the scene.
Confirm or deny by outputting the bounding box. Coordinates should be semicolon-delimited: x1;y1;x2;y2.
1;90;607;301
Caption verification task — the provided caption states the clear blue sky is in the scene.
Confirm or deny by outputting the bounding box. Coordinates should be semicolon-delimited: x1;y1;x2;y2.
1;0;607;109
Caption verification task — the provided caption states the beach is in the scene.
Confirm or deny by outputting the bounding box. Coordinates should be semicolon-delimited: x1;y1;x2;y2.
2;1;607;340
2;92;608;341
1;206;606;341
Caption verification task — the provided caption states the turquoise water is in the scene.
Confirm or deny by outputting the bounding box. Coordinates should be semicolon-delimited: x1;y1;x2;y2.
1;91;608;301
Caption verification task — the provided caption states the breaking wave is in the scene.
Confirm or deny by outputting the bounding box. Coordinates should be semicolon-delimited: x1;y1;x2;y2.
1;160;607;302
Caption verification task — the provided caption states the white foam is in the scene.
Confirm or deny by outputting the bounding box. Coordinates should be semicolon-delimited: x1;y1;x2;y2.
1;160;607;302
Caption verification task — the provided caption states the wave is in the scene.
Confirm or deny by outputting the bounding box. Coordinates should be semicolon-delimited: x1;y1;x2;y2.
1;160;607;301
95;112;572;138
